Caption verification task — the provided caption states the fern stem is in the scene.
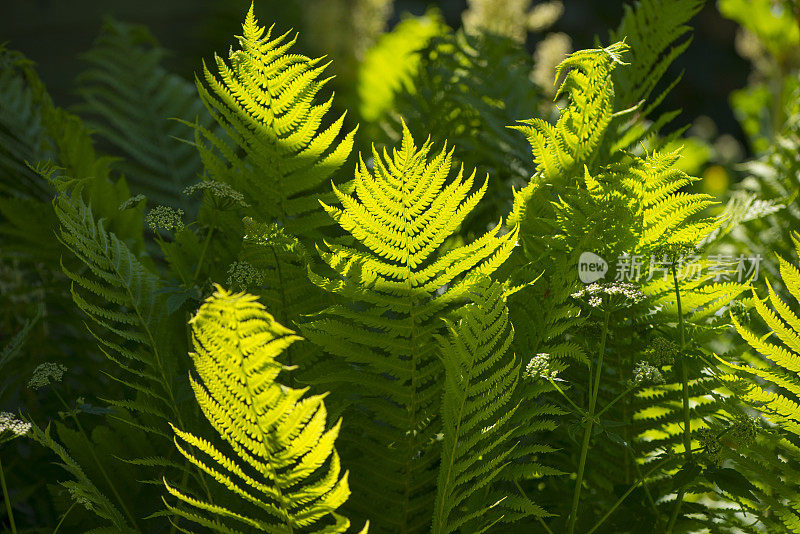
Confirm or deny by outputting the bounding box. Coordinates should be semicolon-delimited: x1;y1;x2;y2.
52;389;139;530
666;263;691;534
52;502;76;534
192;226;215;283
0;451;18;534
567;306;611;534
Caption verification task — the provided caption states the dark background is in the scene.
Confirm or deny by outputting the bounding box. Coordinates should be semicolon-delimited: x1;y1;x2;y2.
0;0;750;149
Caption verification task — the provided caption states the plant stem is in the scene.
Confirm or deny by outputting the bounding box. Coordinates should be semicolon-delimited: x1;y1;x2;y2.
567;306;611;534
192;226;215;284
586;456;677;534
547;378;587;417
594;385;634;420
52;502;76;534
0;452;18;534
666;263;691;534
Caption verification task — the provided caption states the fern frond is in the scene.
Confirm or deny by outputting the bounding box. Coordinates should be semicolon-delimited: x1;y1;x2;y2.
431;280;520;534
0;45;53;201
54;188;183;429
75;18;208;211
392;29;540;233
27;422;135;532
301;124;517;531
512;42;628;184
192;3;356;237
165;286;364;533
609;0;703;146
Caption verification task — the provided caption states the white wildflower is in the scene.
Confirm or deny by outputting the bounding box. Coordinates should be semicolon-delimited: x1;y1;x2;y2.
0;412;31;438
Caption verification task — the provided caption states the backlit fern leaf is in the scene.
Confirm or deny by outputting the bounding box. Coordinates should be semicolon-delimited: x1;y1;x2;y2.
164;286;366;533
724;235;800;440
392;29;541;233
192;4;356;237
512;42;628;184
715;234;800;531
301;124;517;532
431;280;520;534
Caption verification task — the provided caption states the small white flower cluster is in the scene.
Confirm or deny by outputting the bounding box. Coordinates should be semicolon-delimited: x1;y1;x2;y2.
184;181;249;208
526;353;557;380
631;361;664;386
571;282;647;308
118;194;146;211
0;411;31;437
145;206;184;233
226;261;264;289
28;362;68;389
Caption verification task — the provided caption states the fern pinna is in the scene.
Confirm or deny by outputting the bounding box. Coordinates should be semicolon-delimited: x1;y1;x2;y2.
301;123;519;532
165;286;367;533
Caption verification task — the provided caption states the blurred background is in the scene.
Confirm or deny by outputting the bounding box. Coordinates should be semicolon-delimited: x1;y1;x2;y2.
0;0;751;148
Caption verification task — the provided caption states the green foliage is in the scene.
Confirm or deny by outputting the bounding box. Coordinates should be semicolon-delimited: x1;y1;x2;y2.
165;286;366;533
431;280;523;534
192;4;356;238
5;1;800;533
301;124;518;531
75;17;210;211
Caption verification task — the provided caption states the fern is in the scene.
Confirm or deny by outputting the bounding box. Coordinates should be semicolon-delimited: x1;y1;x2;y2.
512;41;628;186
301;124;517;531
75;17;209;211
431;280;520;534
164;286;367;533
391;29;541;234
191;3;356;237
609;0;704;149
715;234;800;531
54;186;186;439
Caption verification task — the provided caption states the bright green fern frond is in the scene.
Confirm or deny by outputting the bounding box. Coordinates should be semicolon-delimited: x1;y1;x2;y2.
192;3;356;237
75;18;208;211
164;286;365;533
513;41;628;184
715;235;800;530
724;240;800;440
431;279;520;534
301;124;517;532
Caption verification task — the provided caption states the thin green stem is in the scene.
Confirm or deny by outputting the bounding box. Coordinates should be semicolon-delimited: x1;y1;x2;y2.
52;389;139;530
666;263;691;534
192;226;215;283
594;385;635;420
52;502;76;534
587;456;676;534
546;378;587;417
0;452;18;534
567;306;611;534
